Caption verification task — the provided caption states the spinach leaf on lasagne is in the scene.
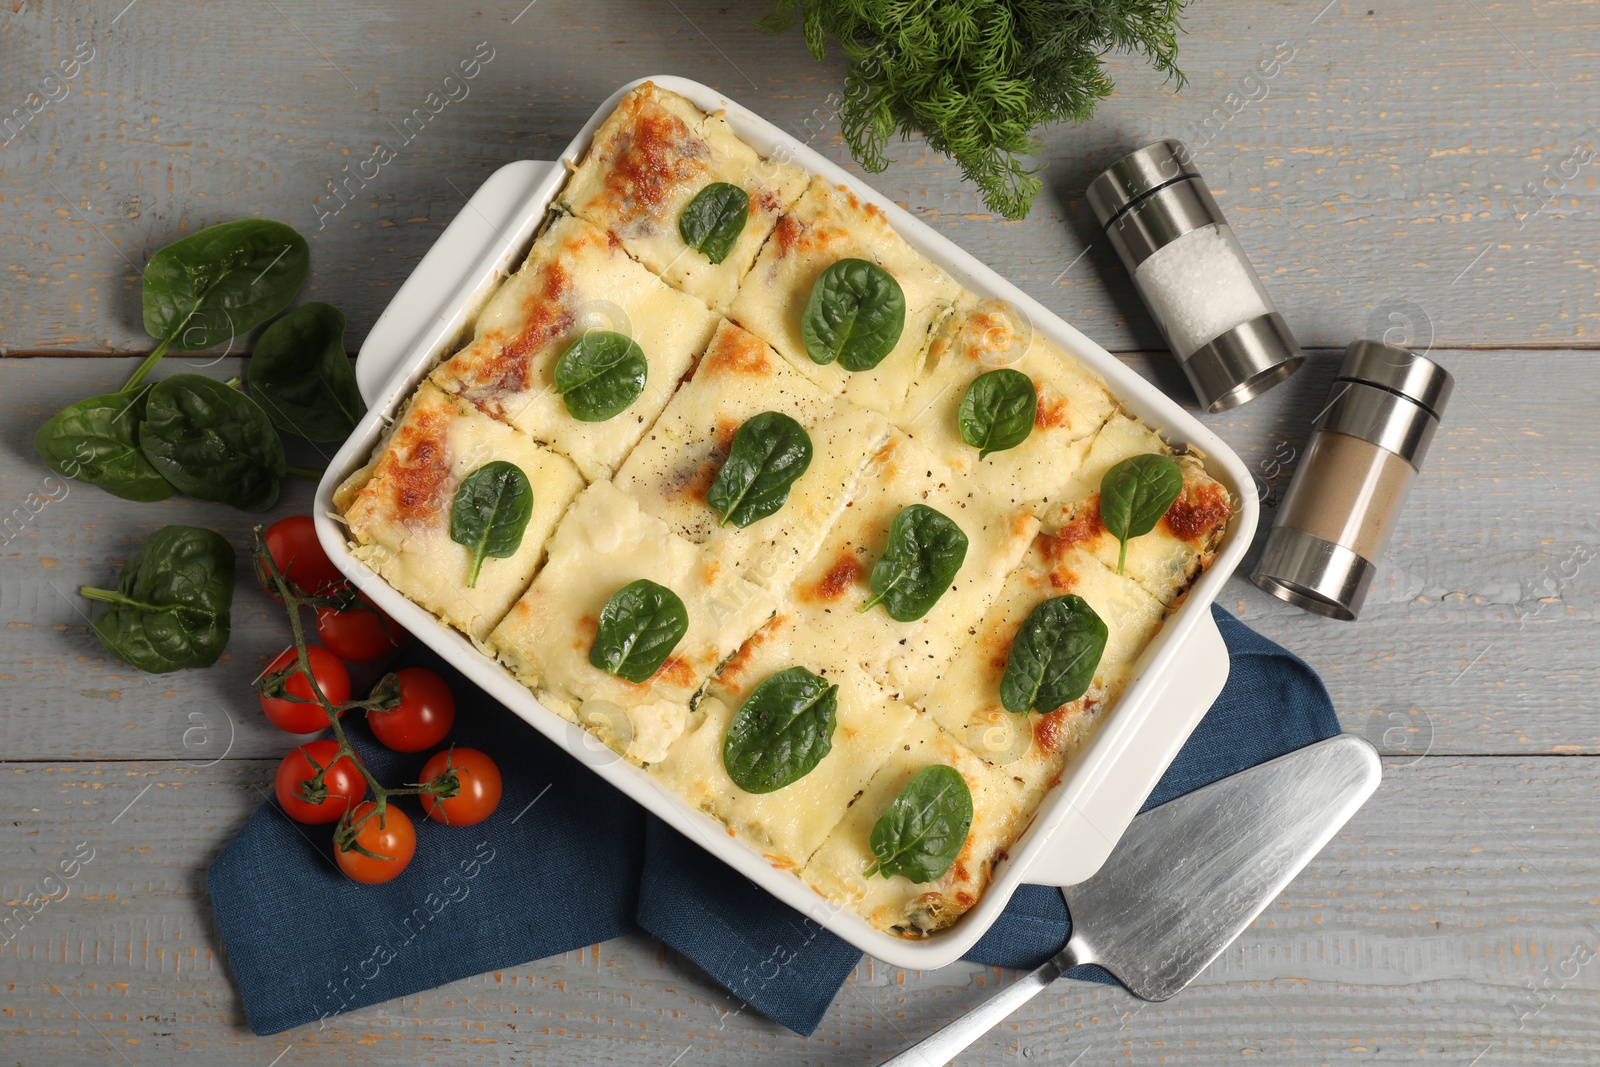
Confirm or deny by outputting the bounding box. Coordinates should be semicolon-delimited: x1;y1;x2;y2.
722;666;839;793
450;460;535;587
865;765;972;882
589;578;690;684
958;368;1037;459
554;330;649;422
1100;453;1184;574
860;504;968;622
1000;594;1107;715
679;182;750;265
801;258;905;371
706;411;814;528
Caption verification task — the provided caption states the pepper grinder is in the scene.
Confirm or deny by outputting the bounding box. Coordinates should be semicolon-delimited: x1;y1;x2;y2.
1251;340;1453;620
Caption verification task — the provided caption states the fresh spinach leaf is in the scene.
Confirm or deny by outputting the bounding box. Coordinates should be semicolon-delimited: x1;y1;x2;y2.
128;219;311;391
33;387;175;502
722;666;839;794
801;258;906;371
860;504;968;621
138;375;287;512
40;219;310;503
958;368;1037;459
247;302;364;442
1100;453;1184;574
589;579;690;684
865;765;973;881
554;330;648;422
679;182;750;265
449;461;534;588
705;411;813;528
79;525;235;674
1000;594;1108;715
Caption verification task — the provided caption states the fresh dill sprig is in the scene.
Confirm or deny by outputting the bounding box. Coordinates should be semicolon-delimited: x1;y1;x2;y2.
760;0;1191;220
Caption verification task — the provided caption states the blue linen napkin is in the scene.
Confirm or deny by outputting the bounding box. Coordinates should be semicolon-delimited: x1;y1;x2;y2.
208;605;1339;1036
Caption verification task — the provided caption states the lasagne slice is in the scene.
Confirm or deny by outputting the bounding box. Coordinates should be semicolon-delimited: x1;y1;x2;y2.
786;430;1039;705
1040;413;1232;606
561;81;809;313
487;481;777;764
922;532;1169;798
901;298;1119;514
729;177;962;418
800;711;1040;937
430;213;720;481
648;614;918;871
613;319;891;594
336;381;585;642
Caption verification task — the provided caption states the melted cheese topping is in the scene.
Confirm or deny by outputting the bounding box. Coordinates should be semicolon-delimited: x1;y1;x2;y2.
922;533;1168;800
783;431;1037;705
800;711;1039;938
613;319;891;595
1040;414;1232;606
487;481;776;764
902;298;1119;514
430;213;719;481
729;177;962;418
648;614;918;869
339;382;584;642
562;82;809;313
340;89;1230;943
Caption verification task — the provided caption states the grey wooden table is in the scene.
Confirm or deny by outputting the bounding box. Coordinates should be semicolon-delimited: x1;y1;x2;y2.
3;1;1597;1064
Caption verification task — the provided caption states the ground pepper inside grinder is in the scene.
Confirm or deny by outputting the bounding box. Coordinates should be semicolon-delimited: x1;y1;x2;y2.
1086;139;1303;412
1252;340;1453;620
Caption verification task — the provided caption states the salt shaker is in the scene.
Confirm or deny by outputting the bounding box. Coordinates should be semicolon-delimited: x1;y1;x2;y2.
1251;340;1452;620
1086;140;1303;412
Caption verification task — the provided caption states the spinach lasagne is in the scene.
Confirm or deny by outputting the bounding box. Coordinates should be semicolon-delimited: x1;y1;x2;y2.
335;82;1230;939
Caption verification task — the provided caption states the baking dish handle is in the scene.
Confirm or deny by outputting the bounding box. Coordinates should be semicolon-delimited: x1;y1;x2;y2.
1023;608;1231;888
355;158;564;407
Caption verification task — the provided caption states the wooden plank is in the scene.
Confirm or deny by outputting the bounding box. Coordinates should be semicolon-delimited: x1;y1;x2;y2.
1;756;1596;1065
3;2;1596;1064
4;0;1600;353
0;357;343;764
1198;347;1600;761
2;349;1592;760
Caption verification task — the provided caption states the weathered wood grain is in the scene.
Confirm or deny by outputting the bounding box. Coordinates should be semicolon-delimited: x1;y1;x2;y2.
3;1;1597;1062
2;350;1592;761
2;756;1596;1066
4;0;1600;354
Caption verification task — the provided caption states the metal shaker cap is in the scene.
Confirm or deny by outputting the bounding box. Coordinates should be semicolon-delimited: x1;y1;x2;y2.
1336;340;1454;419
1085;140;1203;225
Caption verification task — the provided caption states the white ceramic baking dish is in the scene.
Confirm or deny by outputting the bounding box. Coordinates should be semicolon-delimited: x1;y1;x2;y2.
314;75;1254;969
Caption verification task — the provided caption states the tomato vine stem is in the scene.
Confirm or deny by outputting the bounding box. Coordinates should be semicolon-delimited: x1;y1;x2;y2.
252;526;452;856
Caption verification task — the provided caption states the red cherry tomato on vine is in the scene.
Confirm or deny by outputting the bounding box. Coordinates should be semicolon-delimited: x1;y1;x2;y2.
368;668;456;752
316;592;403;662
258;646;351;734
262;515;343;598
274;739;366;824
421;747;503;827
335;801;416;884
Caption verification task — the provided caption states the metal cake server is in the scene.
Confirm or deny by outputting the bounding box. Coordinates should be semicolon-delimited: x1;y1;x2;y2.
878;733;1381;1066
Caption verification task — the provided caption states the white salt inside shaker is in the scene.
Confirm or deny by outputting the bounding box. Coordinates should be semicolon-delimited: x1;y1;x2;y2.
1086;140;1302;412
1132;224;1274;357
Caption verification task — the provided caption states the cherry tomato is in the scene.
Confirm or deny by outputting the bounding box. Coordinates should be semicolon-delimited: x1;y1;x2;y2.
368;668;456;752
258;646;351;733
274;739;366;824
262;515;343;597
316;592;404;662
335;801;416;884
421;747;503;827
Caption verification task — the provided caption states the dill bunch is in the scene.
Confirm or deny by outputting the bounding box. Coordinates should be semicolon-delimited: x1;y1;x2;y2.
760;0;1190;219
